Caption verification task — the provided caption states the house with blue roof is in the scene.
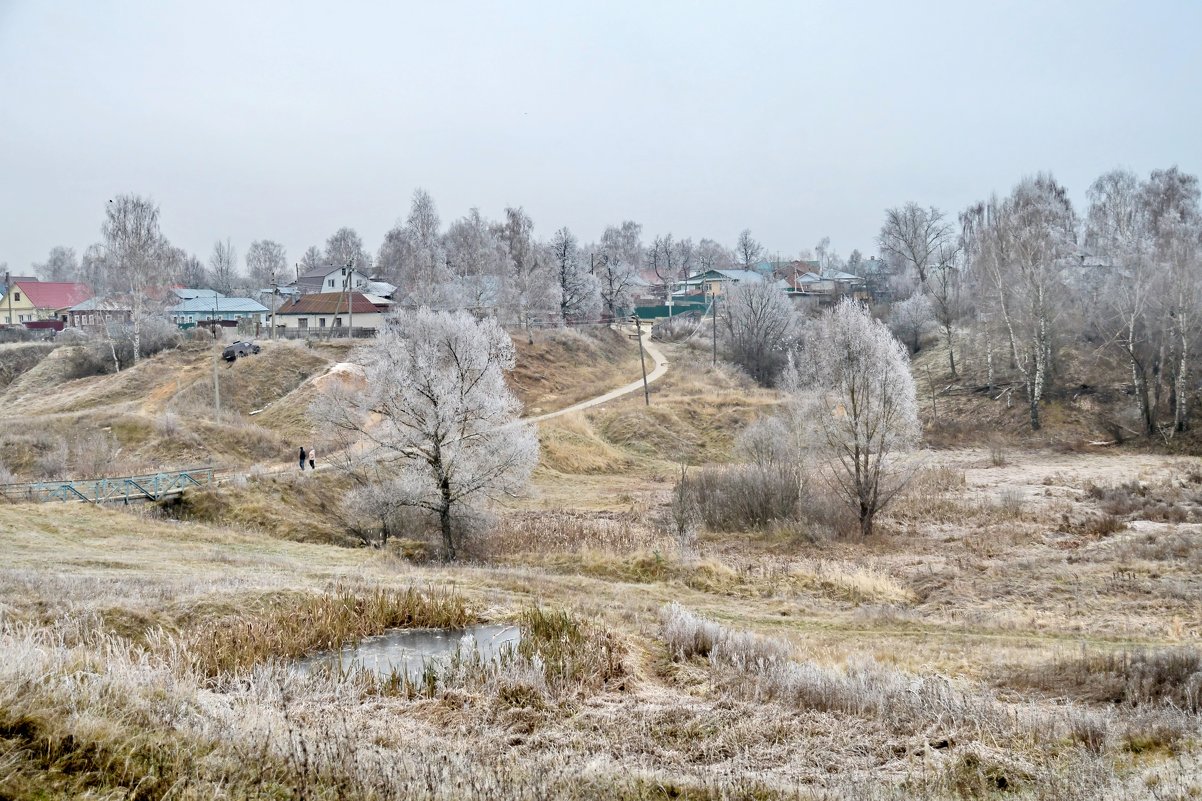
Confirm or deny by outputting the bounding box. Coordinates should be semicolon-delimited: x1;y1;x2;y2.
168;296;269;327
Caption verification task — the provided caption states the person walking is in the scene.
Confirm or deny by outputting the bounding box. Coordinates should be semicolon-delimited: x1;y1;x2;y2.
298;445;307;471
308;445;316;471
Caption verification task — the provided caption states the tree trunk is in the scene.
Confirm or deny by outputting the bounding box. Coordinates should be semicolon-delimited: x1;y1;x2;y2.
439;474;455;561
944;321;956;378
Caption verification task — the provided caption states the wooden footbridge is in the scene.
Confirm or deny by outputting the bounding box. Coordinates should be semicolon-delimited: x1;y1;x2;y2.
0;467;217;505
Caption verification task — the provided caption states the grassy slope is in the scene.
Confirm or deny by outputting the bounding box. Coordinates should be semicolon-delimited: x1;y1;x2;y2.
5;332;1202;797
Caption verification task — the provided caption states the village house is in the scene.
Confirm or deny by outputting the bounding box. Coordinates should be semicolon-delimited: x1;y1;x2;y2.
64;296;135;332
271;291;390;333
674;268;765;298
0;279;92;325
290;265;372;295
168;296;269;327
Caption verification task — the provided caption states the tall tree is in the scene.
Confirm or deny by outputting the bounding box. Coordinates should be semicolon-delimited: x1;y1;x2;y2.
299;245;324;275
445;208;506;310
34;246;79;282
788;299;920;537
736;229;763;269
101;194;172;366
245;240;288;287
878;203;956;290
722;279;800;386
969;175;1077;431
1142;167;1201;433
497;206;557;339
646;234;677;300
593;221;642;320
208;238;238;295
696;238;733;272
550;227;601;324
324;227;372;272
312;309;538;561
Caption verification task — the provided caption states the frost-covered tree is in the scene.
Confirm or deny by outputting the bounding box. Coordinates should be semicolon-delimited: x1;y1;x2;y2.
378;189;459;308
646;233;677;300
208;238;238;295
299;245;324;274
593;221;642;320
445;208;507;310
245;239;287;287
696;238;733;272
788;299;919;537
177;253;207;289
889;292;934;354
550;227;601;324
1142;167;1201;433
34;246;79;282
102;194;175;366
878;203;956;289
313;309;538;561
497;206;558;339
736;229;764;269
968;175;1077;431
722;279;800;386
1085;169;1161;434
324;227;371;273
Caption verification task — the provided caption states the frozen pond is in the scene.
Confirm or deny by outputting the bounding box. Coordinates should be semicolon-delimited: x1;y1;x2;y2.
295;624;520;680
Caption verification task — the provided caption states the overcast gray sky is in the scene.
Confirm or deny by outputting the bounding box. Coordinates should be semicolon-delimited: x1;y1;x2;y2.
1;0;1200;274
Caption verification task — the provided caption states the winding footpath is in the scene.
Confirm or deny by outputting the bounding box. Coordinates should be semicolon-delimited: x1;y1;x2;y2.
522;329;669;424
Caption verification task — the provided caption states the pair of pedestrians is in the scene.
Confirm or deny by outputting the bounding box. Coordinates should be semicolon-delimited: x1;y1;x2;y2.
297;445;316;471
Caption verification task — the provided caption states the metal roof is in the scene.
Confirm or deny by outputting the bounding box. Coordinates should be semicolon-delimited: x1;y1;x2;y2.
168;297;269;313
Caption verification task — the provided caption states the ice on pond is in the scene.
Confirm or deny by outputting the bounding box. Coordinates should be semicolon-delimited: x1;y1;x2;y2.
295;623;520;680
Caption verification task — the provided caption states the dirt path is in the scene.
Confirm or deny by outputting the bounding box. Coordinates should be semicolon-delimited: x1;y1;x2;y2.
521;329;668;425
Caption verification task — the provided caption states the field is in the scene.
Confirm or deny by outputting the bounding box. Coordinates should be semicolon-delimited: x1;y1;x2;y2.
1;333;1201;799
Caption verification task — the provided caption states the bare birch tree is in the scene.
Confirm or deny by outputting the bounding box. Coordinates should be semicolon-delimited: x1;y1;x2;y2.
313;309;538;561
1142;167;1201;433
975;176;1077;431
34;246;79;282
736;229;764;269
788;298;920;537
101;194;172;366
245;240;288;288
208;238;238;295
498;206;558;339
878;203;956;290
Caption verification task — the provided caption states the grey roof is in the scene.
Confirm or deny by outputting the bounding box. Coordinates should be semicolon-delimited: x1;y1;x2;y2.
173;288;225;300
168;297;269;314
695;269;764;283
67;296;131;312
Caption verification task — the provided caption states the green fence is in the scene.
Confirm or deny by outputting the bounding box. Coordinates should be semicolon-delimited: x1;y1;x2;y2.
632;302;708;320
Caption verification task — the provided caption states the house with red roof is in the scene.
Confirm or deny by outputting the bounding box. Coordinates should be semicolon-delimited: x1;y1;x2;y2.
1;280;92;325
271;291;391;334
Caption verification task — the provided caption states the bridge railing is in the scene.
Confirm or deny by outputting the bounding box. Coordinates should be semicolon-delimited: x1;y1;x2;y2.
0;466;217;505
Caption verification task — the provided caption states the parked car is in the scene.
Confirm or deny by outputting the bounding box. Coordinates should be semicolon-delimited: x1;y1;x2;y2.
222;340;261;361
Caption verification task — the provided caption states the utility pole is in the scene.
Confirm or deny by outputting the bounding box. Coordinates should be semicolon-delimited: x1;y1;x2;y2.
632;314;650;406
4;271;11;326
711;292;718;368
270;283;279;340
346;259;354;339
213;292;221;422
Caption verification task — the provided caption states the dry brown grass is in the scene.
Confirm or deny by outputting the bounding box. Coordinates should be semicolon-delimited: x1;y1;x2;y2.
181;584;474;677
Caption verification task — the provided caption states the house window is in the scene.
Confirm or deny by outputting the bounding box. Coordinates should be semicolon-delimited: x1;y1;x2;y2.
13;292;20;302
319;317;326;328
334;317;342;327
298;318;308;329
328;279;335;288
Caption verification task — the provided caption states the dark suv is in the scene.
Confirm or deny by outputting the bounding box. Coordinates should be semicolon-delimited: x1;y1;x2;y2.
222;340;261;361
